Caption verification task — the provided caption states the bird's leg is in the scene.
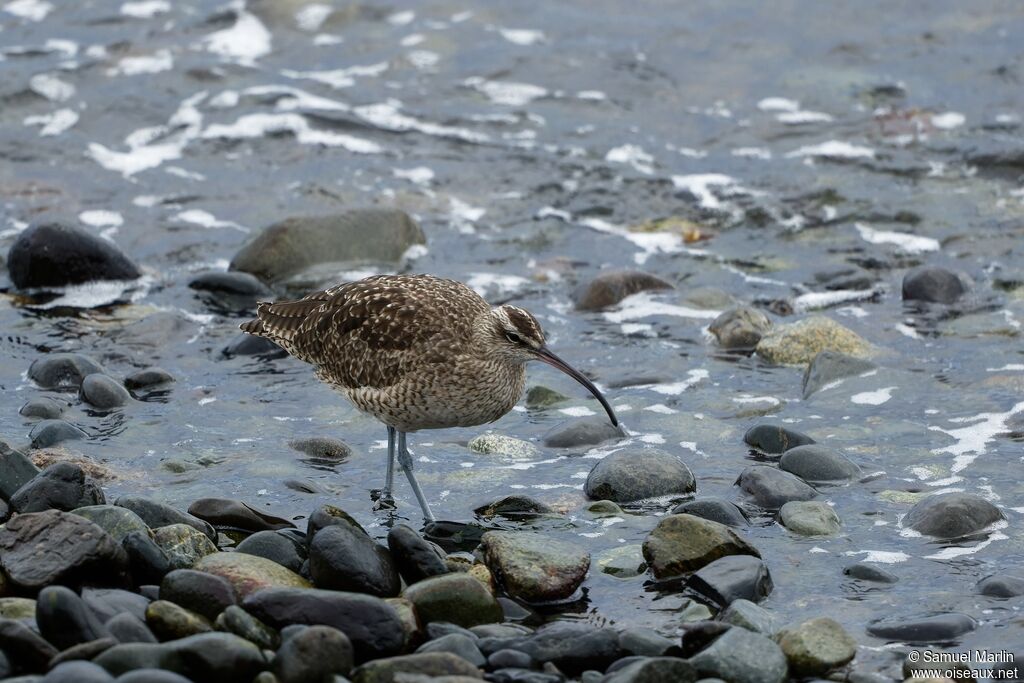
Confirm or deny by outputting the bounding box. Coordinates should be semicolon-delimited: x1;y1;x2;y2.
371;426;397;510
397;431;435;522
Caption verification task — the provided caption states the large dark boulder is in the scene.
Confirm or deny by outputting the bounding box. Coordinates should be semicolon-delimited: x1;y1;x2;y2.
7;221;141;289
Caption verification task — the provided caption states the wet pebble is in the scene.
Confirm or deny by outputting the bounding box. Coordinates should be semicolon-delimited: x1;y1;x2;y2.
123;367;175;391
866;612;975;643
82;588;150;623
144;599;213;640
776;617;856;676
642;514;761;579
215;605;279;650
778;501;841;536
387;524;449;585
188;270;272;313
755;315;871;365
159;569;237;621
779;445;860;484
403;573;503;628
976;574;1024;597
220;333;287;359
29;419;88;448
0;510;128;590
671;498;747;527
0;445;40;499
717;599;777;634
35;585;110;651
231;209;426;284
19;396;67;420
709;306;772;350
416;632;486;667
687;626;787;683
188;498;295;533
242;586;405;661
617;628;677;657
7;221;141;288
10;463;104;513
843;563;898;584
122;530;172;585
0;617;59;671
902;266;966;304
510;622;621;676
115;496;217;541
193;551;311;598
480;531;590;603
163;632;266;681
473;495;553;519
273;624;353;682
802;350;875;398
596;545;647;579
601;657;696;683
114;670;192;683
309;523;401;597
28;353;105;390
80;374;131;409
72;505;151;544
584;449;696;503
350;651;482;683
43;660;116;682
153;524;218;570
542;417;625;448
104;612;157;644
687;555;773;607
572;270;673;311
489;648;533;669
742;424;815;454
735;466;817;509
235;530;306;573
288;436;352;460
903;492;1003;538
467;433;539;458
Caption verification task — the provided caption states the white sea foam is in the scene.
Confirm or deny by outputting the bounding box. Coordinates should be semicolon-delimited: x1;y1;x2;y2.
778;110;833;124
353;101;488;143
4;0;52;21
930;401;1024;472
670;173;739;210
313;34;342;46
645;404;677;414
844;550;910;564
79;210;123;227
987;363;1024;371
786;140;875;159
645;369;709;396
107;49;173;76
407;50;439;69
174;209;248;232
577;90;607;101
120;0;169;18
851;387;895;406
464;77;547;106
606;144;654;174
855;223;939;253
282;63;388;89
23;108;78;136
201;112;381;153
732;147;772;160
499;28;545;45
387;10;414;25
931;112;965;130
449;197;486;233
393;167;434;186
560;406;597;417
603;292;720;323
793;289;879;312
198;1;271;65
923;520;1008;560
466;273;528;298
295;4;331;31
733;395;781;406
30;73;75;102
757;97;799;112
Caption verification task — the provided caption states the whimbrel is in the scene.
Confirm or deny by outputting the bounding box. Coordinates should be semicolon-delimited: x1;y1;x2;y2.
240;274;618;521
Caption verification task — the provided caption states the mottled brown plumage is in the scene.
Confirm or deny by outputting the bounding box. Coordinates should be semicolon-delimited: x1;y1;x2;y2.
241;273;618;519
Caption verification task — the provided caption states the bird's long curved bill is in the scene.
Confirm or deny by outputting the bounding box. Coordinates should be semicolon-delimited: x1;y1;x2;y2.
535;346;619;427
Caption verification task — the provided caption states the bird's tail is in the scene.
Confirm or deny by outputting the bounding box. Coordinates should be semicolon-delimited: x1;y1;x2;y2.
240;299;326;359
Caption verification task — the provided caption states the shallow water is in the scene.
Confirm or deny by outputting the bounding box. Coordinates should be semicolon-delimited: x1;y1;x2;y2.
2;0;1023;667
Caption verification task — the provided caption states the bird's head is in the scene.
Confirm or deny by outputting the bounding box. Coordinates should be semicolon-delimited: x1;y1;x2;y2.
481;304;619;427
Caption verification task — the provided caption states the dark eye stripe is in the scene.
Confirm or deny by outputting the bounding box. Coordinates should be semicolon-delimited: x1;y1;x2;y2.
504;306;541;341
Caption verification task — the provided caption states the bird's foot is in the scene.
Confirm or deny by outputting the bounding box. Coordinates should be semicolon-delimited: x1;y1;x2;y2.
370;489;396;511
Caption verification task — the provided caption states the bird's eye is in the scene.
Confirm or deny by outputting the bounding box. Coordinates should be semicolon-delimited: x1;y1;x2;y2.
505;332;522;344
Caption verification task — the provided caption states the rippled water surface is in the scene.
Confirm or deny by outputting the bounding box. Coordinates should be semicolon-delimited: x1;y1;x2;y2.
2;0;1023;667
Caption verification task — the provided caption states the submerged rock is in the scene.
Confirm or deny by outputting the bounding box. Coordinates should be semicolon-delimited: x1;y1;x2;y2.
843;562;898;583
779;501;841;536
0;510;128;590
80;374;131;409
288;437;352;460
671;498;747;527
902;266;967;304
736;466;817;510
467;433;539;458
7;221;141;289
709;306;772;350
124;367;175;390
866;612;975;643
802;350;876;398
29;418;88;448
19;396;67;419
976;574;1024;598
480;531;590;602
717;598;777;634
230;209;426;284
473;494;553;519
187;498;295;532
776;617;857;676
903;492;1004;538
525;385;568;409
596;544;648;578
28;353;105;389
742;424;815;454
584;449;696;503
642;514;760;579
779;445;860;484
573;270;673;311
755;315;871;365
542;417;626;448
